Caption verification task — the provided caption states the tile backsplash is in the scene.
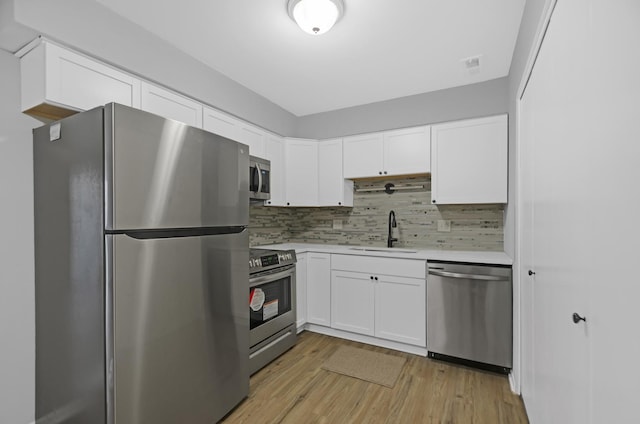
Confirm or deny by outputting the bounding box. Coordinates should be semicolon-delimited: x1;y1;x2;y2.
250;176;504;251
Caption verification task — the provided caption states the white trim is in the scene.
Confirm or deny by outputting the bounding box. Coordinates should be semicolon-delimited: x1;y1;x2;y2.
517;0;558;100
514;0;557;398
304;324;428;357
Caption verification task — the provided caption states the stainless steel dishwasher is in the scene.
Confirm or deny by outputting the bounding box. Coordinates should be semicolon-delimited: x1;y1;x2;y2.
427;261;512;373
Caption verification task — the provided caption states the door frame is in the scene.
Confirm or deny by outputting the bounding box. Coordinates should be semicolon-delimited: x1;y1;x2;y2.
512;0;557;395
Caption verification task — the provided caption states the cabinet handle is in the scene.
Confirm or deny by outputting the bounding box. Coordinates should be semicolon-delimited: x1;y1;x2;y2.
379;171;382;175
374;276;378;280
383;171;387;175
572;313;586;324
528;270;535;276
370;276;374;280
338;202;342;205
432;199;436;204
287;202;290;206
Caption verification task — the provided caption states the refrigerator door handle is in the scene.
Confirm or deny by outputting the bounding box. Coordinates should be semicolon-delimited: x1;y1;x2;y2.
107;226;247;240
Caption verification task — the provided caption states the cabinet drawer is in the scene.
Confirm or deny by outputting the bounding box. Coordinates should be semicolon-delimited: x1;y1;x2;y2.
331;254;426;279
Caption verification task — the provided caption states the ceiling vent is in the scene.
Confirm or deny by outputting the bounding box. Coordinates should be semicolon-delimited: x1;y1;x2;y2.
462;55;482;75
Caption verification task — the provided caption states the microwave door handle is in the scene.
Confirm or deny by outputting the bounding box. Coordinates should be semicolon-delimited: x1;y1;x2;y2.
256;163;262;192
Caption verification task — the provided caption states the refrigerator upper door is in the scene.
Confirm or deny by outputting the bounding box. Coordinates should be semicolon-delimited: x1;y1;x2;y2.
106;230;249;424
104;103;249;231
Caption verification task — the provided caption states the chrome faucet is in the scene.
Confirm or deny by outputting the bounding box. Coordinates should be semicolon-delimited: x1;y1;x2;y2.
387;210;398;248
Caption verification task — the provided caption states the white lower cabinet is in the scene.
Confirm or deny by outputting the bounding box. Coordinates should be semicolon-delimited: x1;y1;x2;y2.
331;271;375;336
306;253;331;326
375;275;426;346
329;254;427;347
295;253;307;330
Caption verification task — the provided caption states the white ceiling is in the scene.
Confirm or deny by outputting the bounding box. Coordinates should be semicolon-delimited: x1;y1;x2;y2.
95;0;525;117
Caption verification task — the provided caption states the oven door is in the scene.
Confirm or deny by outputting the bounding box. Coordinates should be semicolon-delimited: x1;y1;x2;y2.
249;265;295;348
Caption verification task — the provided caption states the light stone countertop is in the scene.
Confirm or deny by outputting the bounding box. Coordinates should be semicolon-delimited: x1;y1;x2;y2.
258;243;513;266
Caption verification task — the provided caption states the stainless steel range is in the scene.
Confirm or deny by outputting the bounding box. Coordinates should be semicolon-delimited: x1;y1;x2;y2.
249;248;297;374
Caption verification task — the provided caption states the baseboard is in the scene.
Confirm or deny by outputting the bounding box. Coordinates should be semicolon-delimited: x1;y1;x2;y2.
304;323;428;357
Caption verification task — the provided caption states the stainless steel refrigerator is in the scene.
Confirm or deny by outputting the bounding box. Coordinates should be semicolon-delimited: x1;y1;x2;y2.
33;103;249;424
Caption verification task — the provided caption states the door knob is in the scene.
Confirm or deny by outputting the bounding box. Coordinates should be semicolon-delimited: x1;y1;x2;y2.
528;270;536;276
572;313;586;324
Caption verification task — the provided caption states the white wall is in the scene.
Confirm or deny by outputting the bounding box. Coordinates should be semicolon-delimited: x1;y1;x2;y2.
0;49;38;424
295;78;508;139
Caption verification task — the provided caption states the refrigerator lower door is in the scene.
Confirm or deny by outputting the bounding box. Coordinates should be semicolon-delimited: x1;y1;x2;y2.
106;230;249;424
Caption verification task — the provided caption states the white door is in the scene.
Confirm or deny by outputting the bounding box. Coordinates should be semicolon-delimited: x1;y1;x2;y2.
318;138;346;206
306;253;331;326
342;133;384;178
295;253;307;330
284;139;319;206
264;135;286;206
330;271;375;336
202;107;241;141
383;126;430;176
585;1;640;422
140;82;202;127
374;275;426;347
519;1;592;422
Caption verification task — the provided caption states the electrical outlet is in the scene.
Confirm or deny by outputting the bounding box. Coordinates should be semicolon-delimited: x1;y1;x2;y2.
333;219;343;230
437;220;451;232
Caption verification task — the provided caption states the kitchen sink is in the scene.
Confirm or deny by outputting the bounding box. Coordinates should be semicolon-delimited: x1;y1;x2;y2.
348;247;418;254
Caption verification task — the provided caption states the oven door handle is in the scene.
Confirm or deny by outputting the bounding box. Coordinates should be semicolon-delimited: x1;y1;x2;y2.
250;267;295;287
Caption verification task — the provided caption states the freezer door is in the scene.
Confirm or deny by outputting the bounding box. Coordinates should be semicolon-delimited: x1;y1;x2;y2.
104;103;249;231
106;231;249;424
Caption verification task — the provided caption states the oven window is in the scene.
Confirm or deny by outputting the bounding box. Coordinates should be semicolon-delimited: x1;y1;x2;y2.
259;168;270;194
250;276;291;330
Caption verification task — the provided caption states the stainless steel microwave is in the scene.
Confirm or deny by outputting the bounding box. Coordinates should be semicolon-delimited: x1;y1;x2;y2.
249;156;270;201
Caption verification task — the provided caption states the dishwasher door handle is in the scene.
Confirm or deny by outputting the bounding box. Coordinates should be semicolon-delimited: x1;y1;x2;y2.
428;269;510;281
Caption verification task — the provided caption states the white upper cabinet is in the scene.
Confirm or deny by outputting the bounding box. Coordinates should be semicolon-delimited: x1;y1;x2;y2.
343;126;430;179
431;114;508;204
202;106;242;141
237;124;266;158
383;126;431;175
343;133;384;178
264;135;286;206
20;40;141;120
318;138;354;207
140;81;202;127
284;138;319;206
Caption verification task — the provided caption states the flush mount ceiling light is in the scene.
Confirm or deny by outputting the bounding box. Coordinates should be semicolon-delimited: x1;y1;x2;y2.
287;0;345;35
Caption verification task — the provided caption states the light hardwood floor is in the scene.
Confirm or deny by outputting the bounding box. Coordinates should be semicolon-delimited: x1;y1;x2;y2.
222;332;528;423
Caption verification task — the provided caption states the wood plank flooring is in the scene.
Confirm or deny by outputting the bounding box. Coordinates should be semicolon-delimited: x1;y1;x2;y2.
222;332;528;423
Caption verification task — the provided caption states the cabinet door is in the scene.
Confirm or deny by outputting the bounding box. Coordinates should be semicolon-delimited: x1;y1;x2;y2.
383;126;431;176
306;253;331;326
295;253;307;330
239;125;265;158
318;138;353;206
264;135;286;206
202;107;241;141
342;133;384;179
331;270;375;336
375;275;426;347
21;41;141;120
431;115;507;204
140;82;203;127
284;139;319;206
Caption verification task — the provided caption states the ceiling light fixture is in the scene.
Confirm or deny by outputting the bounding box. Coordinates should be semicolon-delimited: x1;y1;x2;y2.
287;0;345;35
